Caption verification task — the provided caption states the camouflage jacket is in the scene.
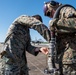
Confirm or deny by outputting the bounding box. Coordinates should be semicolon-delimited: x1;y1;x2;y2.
49;5;76;64
57;5;76;33
0;15;51;67
0;15;51;75
8;15;51;41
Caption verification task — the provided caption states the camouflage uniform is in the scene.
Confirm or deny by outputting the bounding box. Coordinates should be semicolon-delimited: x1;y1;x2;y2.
0;15;50;75
56;6;76;64
50;6;76;64
50;5;76;74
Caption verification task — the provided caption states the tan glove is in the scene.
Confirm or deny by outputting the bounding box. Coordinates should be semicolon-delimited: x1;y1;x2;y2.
49;18;59;27
49;18;59;31
0;51;6;58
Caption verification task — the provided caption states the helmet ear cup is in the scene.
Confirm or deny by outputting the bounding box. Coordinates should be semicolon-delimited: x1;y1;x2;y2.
43;4;48;16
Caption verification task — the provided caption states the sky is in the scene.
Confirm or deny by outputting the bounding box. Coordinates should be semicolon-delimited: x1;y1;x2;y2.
0;0;76;42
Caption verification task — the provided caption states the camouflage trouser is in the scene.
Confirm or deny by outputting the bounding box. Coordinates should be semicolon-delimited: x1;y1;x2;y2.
62;47;76;64
0;57;5;75
0;57;29;75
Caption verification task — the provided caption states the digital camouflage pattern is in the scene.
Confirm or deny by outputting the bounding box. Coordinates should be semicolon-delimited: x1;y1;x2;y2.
0;15;50;75
59;6;76;18
56;34;76;64
57;6;76;64
57;18;76;33
50;6;76;64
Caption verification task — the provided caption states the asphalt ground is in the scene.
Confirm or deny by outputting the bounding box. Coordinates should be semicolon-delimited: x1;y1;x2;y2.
27;43;50;75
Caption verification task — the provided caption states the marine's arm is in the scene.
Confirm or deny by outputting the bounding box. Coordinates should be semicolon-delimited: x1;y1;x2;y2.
14;15;51;41
26;36;48;56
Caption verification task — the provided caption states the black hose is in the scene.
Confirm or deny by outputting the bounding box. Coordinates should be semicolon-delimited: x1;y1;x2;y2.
53;4;76;19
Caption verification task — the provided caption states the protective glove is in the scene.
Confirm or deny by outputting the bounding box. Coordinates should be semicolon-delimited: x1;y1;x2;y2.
49;18;59;27
0;51;6;58
49;18;59;31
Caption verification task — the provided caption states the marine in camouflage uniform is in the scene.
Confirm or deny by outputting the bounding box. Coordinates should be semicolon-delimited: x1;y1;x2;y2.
43;0;76;75
0;15;50;75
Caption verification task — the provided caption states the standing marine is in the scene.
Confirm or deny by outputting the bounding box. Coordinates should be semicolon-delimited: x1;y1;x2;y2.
43;0;76;75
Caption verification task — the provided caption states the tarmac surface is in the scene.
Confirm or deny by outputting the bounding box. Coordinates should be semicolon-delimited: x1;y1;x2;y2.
27;43;50;75
0;43;50;75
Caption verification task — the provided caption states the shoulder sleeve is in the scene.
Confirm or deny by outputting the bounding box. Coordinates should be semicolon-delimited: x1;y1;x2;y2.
56;18;76;33
60;7;76;18
13;15;43;28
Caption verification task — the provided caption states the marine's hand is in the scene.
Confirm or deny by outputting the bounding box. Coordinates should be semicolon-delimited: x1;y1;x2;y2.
40;47;49;55
0;51;6;58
